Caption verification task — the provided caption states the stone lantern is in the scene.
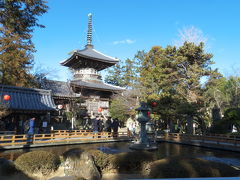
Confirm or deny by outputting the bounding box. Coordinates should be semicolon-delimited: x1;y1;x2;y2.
129;102;158;150
136;102;150;144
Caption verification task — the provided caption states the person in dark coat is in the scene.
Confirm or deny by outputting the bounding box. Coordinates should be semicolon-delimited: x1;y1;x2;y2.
92;116;99;132
104;117;112;132
98;116;104;132
112;118;119;137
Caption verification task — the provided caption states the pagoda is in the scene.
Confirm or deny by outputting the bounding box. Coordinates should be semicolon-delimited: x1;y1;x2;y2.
56;13;123;116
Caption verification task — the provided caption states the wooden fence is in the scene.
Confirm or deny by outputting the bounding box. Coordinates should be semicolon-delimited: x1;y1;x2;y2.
162;133;240;148
0;130;130;148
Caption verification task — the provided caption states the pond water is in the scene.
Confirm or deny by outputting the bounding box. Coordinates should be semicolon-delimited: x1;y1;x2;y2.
1;142;240;168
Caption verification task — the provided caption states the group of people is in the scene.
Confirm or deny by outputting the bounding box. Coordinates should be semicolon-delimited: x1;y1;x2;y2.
84;114;120;133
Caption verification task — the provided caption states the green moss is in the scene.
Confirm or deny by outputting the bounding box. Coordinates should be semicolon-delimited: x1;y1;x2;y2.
14;151;61;175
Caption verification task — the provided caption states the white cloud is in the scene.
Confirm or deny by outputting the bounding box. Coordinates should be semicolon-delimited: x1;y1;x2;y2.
113;39;136;45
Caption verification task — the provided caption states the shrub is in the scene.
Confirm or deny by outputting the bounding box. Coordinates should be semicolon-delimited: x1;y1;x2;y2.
88;150;113;172
148;156;240;178
14;150;61;175
210;119;232;134
110;151;155;173
88;150;156;173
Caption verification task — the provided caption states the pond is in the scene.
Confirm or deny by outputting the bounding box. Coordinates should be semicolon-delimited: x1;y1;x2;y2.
1;142;240;168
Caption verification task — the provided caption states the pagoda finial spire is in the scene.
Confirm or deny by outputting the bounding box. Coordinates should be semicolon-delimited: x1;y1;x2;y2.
87;13;93;47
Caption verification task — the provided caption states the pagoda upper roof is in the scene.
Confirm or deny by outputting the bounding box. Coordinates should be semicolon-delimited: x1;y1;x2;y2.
60;45;119;71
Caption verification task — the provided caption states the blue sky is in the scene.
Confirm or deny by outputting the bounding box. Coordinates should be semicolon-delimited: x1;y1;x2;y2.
32;0;240;81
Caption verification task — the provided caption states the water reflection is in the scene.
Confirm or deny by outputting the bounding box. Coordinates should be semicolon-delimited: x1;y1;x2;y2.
1;142;240;166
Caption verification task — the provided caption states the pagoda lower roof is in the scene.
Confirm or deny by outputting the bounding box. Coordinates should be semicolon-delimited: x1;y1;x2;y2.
41;80;77;98
41;80;124;98
61;45;119;71
71;80;125;92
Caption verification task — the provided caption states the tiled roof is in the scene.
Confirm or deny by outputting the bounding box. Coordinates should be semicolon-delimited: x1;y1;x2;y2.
60;45;119;71
0;84;56;111
71;80;125;91
76;46;118;63
41;79;124;97
41;80;76;97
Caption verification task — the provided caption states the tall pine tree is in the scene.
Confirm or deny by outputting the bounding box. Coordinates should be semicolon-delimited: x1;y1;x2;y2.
105;62;125;87
139;42;215;134
0;0;48;86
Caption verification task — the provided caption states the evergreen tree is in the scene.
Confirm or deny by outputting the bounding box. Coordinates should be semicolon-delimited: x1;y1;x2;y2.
205;75;240;116
105;62;125;87
105;53;142;88
123;58;135;88
139;42;215;134
175;42;213;133
0;0;48;86
122;57;141;89
109;89;140;122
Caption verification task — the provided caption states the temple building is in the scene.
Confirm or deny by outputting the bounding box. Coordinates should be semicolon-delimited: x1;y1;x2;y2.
0;14;123;132
43;13;124;118
0;84;56;133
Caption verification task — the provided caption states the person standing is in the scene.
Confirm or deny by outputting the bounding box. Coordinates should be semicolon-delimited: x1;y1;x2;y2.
112;118;119;137
28;117;35;135
105;117;112;132
126;115;136;137
25;116;35;144
98;116;104;132
92;115;99;133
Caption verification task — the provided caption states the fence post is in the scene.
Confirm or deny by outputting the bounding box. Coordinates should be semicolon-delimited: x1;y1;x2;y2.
33;134;35;144
66;132;69;143
165;133;169;140
51;133;54;143
12;135;15;145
